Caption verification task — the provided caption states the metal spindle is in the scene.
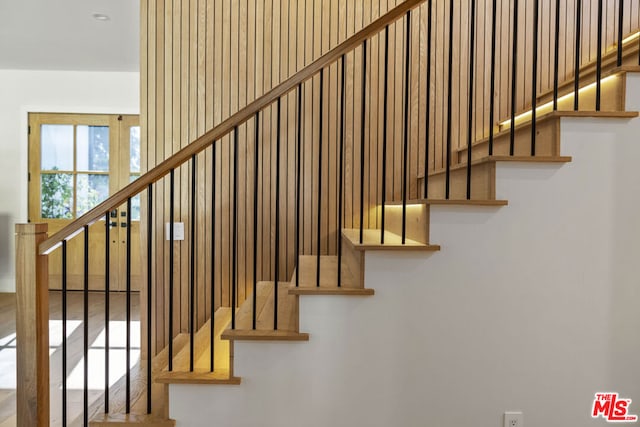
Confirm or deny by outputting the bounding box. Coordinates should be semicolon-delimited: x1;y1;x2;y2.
126;197;132;413
211;144;217;368
510;0;520;155
338;59;345;284
574;0;582;111
359;41;367;243
168;169;175;370
617;0;624;66
146;184;153;412
402;12;411;241
317;69;325;287
274;99;281;328
382;27;389;243
488;0;497;154
553;0;561;110
190;155;196;371
445;0;454;197
252;115;259;329
595;0;603;111
531;0;539;156
424;1;432;197
62;240;67;426
83;225;89;427
231;127;238;328
466;0;476;200
296;85;302;287
104;213;110;413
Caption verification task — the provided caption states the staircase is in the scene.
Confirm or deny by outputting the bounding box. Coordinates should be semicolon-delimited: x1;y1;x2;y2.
13;0;640;426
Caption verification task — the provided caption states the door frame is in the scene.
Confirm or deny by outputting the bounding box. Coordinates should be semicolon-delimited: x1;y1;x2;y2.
27;111;141;291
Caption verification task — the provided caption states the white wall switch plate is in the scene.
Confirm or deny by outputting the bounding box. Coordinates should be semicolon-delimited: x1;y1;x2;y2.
165;222;184;241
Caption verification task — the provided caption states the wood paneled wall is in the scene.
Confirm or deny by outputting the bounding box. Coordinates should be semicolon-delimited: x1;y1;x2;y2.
140;0;640;352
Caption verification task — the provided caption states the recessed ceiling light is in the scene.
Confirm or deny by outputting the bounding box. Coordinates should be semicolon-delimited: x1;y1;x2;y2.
92;13;110;21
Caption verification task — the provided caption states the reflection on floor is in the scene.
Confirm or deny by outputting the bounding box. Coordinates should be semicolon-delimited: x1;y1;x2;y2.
0;291;141;427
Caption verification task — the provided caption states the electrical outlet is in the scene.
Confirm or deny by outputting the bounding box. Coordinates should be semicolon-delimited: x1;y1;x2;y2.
504;411;523;427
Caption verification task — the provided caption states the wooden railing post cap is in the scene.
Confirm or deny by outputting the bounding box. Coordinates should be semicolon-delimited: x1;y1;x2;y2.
15;223;48;235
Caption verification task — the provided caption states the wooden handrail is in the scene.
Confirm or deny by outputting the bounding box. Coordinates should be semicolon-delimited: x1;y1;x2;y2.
39;0;425;255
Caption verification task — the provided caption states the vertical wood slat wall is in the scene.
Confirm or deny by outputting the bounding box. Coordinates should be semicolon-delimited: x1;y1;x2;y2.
140;0;640;352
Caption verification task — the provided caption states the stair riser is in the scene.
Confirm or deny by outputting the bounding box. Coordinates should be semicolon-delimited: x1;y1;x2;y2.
380;203;430;245
458;117;560;163
421;162;496;200
456;72;626;164
341;237;364;289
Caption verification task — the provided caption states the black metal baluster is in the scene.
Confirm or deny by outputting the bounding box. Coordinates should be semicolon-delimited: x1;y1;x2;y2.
402;11;411;241
252;115;259;328
169;169;175;370
338;59;345;284
167;169;175;372
617;0;624;66
126;197;132;413
445;0;454;197
62;240;67;426
553;0;561;110
359;41;367;243
317;69;325;287
274;98;281;328
104;213;110;413
381;28;389;244
488;0;497;154
574;0;582;111
231;127;238;328
83;225;89;427
296;85;302;288
466;0;476;200
190;155;196;372
146;184;153;412
211;143;217;368
531;0;539;155
595;0;603;111
510;0;520;155
424;0;432;197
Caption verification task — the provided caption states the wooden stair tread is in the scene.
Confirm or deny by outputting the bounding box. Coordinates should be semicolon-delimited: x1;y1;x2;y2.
222;329;310;341
155;369;240;385
221;281;309;341
342;228;440;252
385;198;508;206
89;413;175;426
289;286;374;296
421;155;572;179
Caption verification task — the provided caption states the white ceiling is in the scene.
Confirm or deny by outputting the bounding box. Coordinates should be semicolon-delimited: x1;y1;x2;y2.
0;0;139;72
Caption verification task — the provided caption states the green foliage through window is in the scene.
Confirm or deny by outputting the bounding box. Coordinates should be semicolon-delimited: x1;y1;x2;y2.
41;169;73;219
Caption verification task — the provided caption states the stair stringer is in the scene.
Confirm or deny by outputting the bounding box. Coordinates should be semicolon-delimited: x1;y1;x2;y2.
167;115;640;426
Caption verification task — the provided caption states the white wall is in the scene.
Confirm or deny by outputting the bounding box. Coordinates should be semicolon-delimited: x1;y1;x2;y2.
0;70;139;292
170;110;640;423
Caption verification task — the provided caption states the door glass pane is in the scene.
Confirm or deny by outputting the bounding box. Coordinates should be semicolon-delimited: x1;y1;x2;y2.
41;173;73;218
130;174;140;221
77;174;109;216
41;125;73;170
77;125;109;171
130;126;140;173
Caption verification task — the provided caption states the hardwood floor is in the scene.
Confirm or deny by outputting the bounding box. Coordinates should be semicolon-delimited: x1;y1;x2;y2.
0;291;140;427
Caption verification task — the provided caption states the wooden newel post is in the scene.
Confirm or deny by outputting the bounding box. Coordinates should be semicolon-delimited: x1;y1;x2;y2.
15;223;49;427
